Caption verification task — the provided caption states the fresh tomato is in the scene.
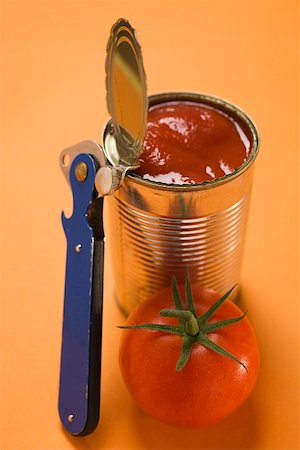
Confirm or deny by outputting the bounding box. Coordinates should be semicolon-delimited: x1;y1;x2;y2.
119;277;259;428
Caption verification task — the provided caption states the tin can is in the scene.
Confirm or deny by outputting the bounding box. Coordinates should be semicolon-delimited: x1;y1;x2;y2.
105;92;259;315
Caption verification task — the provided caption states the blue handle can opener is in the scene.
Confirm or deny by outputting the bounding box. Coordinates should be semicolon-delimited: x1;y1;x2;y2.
58;19;148;436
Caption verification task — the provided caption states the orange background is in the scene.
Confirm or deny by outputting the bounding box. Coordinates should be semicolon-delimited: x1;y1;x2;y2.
1;1;299;449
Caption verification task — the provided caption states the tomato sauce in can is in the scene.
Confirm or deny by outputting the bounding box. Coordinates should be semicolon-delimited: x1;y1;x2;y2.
105;92;259;314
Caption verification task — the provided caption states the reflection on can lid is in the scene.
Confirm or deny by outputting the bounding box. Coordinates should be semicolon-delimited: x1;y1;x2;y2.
105;18;148;167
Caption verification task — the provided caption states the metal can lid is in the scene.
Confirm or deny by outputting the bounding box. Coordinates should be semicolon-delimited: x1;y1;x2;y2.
105;18;148;167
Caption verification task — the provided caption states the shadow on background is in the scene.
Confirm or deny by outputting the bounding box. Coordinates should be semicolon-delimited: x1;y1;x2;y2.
133;398;258;450
59;395;258;450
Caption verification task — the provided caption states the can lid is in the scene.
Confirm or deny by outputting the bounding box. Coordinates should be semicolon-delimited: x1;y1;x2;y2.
105;18;148;167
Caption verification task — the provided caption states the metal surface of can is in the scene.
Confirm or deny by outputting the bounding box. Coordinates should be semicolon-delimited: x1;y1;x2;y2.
104;92;259;314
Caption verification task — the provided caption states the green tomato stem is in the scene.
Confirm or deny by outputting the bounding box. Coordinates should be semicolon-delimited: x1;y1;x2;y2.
160;309;199;336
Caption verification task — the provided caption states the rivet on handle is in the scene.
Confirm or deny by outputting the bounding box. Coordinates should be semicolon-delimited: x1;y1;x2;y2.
75;162;88;182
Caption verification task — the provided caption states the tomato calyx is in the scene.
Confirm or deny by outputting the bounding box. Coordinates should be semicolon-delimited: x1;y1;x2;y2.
119;274;248;372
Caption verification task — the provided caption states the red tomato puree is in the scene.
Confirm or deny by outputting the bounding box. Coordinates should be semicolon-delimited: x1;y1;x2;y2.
135;101;252;184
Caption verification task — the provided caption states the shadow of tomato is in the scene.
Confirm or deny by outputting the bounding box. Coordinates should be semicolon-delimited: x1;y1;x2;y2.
132;397;258;450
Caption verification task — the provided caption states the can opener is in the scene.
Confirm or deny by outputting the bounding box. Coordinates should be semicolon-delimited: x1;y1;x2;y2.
58;19;148;436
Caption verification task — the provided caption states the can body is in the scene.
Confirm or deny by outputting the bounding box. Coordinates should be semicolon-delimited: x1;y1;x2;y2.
105;93;259;314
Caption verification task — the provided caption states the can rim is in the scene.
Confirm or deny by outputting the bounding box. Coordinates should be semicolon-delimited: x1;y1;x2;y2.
126;92;260;191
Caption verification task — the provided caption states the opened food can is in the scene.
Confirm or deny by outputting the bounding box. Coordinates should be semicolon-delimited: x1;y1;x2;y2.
105;92;259;315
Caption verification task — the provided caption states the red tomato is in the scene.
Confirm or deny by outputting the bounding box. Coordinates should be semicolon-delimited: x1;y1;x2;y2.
119;283;259;428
